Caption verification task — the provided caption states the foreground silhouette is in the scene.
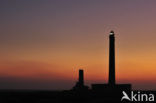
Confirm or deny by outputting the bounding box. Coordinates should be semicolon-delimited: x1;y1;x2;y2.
1;90;156;103
1;31;155;103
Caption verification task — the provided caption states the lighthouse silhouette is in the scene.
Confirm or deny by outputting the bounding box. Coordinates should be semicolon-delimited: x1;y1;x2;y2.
109;30;116;85
73;31;131;93
91;31;131;92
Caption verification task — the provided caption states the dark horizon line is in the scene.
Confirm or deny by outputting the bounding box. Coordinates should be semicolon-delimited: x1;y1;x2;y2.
0;88;156;91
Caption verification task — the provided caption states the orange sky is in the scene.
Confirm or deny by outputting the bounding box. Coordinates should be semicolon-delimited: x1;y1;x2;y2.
0;0;156;90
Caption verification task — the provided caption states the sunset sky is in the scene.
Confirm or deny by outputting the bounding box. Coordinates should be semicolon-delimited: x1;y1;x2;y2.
0;0;156;90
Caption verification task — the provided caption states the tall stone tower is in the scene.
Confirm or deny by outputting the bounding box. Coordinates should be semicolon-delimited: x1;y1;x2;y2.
108;30;115;85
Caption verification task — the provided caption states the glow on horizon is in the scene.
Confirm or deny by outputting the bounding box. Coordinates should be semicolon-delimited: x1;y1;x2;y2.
0;0;156;90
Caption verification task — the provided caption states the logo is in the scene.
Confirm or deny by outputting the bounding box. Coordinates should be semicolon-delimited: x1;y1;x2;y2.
121;91;155;102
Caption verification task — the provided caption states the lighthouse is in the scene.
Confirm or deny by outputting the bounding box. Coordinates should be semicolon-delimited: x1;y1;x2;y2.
91;31;131;92
109;30;115;85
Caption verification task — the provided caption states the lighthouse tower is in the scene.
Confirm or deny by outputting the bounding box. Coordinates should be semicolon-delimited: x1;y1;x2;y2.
109;30;115;85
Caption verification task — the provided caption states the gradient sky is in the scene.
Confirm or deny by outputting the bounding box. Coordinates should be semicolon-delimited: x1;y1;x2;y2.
0;0;156;90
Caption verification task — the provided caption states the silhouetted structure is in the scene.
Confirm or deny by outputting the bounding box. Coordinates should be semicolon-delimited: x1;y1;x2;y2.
109;30;115;85
1;31;134;103
91;31;131;93
79;69;84;86
72;69;89;91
